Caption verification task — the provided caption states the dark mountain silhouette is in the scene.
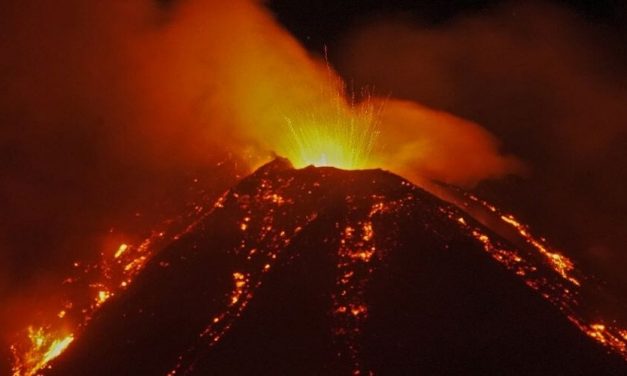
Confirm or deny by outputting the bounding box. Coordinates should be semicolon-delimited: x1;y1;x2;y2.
47;158;626;375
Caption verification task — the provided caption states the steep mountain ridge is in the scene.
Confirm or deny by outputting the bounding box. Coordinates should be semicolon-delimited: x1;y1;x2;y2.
48;158;626;375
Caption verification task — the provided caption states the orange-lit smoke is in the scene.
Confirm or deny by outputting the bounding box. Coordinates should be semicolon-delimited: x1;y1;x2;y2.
0;0;521;366
109;0;518;179
370;99;522;186
138;0;520;180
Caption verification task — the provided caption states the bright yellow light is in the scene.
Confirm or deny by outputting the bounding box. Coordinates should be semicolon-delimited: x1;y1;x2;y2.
281;101;379;170
41;335;74;365
12;327;74;376
114;243;128;259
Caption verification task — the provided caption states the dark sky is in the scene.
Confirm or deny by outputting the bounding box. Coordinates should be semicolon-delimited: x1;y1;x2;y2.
268;0;627;49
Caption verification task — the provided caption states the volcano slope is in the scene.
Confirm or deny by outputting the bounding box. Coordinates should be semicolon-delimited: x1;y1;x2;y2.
47;158;626;375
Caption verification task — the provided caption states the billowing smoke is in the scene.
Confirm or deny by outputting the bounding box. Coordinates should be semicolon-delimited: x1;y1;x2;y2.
371;98;522;186
0;0;520;358
335;2;627;290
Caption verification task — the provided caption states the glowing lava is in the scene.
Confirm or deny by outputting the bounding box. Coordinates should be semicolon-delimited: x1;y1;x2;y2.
284;118;377;169
8;200;214;376
280;91;380;170
8;159;627;375
10;327;74;376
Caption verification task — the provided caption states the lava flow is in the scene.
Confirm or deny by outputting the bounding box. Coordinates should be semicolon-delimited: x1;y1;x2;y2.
6;123;626;374
5;106;627;374
6;157;619;376
7;192;218;376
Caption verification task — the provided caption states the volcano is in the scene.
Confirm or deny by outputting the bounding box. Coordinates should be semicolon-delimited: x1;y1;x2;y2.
43;158;626;375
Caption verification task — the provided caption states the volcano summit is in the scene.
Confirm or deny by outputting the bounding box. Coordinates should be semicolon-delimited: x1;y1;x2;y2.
41;158;626;375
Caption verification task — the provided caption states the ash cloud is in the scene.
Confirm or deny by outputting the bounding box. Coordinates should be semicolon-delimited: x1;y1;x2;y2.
370;98;522;186
336;1;627;286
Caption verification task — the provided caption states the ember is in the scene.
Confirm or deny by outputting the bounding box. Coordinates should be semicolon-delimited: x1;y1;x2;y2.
10;327;74;376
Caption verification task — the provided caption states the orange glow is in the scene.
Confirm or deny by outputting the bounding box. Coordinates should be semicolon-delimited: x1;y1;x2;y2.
10;228;183;375
10;327;74;376
281;100;379;169
458;195;627;360
114;243;128;259
96;289;111;306
331;202;392;375
137;0;519;181
574;321;627;355
500;214;579;286
230;272;247;305
6;0;617;373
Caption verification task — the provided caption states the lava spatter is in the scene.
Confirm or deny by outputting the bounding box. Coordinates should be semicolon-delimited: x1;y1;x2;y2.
8;176;227;376
38;159;627;375
459;193;627;360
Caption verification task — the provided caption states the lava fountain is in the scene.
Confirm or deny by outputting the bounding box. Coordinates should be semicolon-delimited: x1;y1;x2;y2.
280;82;380;170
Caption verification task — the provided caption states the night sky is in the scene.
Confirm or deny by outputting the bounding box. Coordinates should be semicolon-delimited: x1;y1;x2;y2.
268;0;627;49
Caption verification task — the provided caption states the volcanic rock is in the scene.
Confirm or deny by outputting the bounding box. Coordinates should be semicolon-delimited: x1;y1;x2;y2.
48;158;627;375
